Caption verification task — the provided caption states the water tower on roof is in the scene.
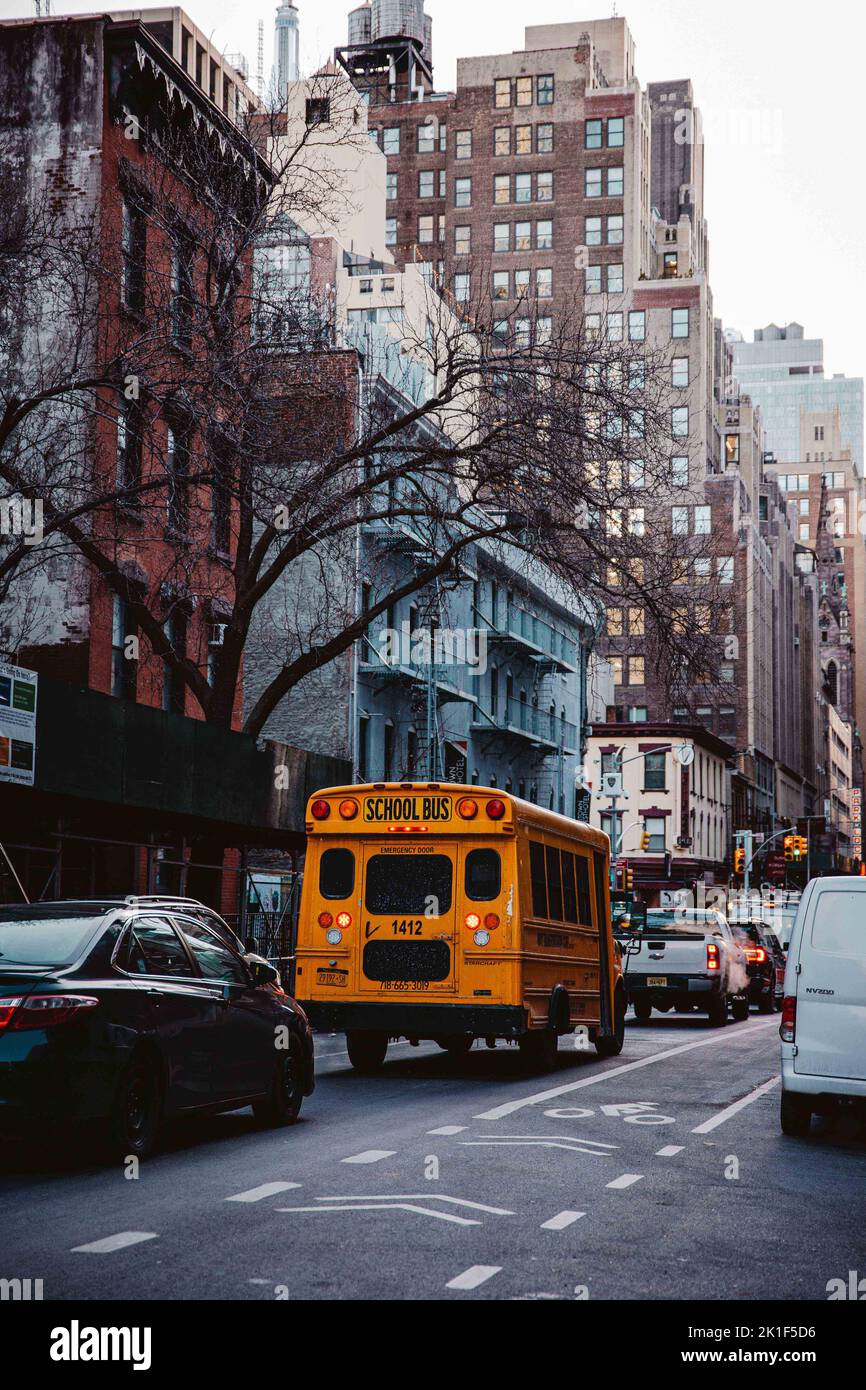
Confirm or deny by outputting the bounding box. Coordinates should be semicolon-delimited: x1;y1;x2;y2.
338;0;434;102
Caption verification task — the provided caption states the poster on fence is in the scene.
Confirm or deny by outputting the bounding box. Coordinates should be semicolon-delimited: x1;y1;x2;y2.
0;663;37;786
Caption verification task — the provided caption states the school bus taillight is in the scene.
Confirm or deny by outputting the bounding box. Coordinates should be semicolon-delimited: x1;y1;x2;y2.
311;800;331;820
318;911;334;929
484;913;500;930
487;799;506;820
336;912;353;930
457;798;478;820
465;913;481;930
339;799;359;820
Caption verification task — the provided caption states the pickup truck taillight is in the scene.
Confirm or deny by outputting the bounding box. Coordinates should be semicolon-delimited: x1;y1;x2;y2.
780;996;797;1042
706;942;721;972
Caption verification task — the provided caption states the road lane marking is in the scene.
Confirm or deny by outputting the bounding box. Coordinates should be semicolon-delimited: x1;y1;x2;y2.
428;1125;467;1136
691;1075;781;1135
226;1182;303;1203
541;1210;586;1231
656;1145;684;1157
341;1150;397;1164
606;1174;643;1190
446;1265;502;1291
474;1020;779;1120
462;1135;617;1158
277;1202;480;1226
317;1194;514;1214
72;1232;158;1254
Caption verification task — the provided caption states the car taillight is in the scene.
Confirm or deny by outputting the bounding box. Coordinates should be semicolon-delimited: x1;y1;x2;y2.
318;911;334;929
746;947;767;964
780;995;797;1042
487;799;506;821
7;995;99;1031
0;998;23;1031
707;942;720;972
311;800;331;820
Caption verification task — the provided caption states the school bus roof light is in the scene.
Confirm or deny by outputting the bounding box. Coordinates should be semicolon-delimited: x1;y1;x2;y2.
457;798;479;820
387;825;430;834
311;799;331;820
339;799;359;820
487;799;507;820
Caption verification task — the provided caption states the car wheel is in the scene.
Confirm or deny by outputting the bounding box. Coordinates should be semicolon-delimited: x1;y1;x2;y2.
780;1091;812;1137
707;993;728;1027
731;994;750;1022
632;998;652;1024
596;989;626;1058
519;1029;558;1070
253;1046;304;1127
346;1030;388;1075
437;1036;474;1059
111;1055;162;1160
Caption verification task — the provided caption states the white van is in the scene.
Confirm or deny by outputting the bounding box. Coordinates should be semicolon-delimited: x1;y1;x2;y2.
780;877;866;1135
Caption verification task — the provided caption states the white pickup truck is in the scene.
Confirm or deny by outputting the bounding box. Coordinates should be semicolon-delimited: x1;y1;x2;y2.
620;908;750;1027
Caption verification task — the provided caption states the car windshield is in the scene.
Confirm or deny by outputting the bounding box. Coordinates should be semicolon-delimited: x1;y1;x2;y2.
0;915;104;966
643;910;722;936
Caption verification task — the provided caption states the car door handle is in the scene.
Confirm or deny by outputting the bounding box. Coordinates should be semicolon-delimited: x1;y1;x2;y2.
146;988;163;998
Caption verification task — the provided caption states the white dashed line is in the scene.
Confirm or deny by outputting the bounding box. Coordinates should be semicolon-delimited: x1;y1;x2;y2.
341;1149;397;1164
541;1210;586;1231
226;1182;303;1203
691;1075;781;1135
656;1145;684;1158
446;1265;502;1291
606;1174;644;1191
427;1125;467;1136
72;1232;158;1254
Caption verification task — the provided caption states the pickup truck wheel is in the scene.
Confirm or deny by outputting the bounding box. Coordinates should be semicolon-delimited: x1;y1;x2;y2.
731;994;750;1022
346;1031;388;1075
707;993;728;1027
632;998;652;1024
780;1092;812;1137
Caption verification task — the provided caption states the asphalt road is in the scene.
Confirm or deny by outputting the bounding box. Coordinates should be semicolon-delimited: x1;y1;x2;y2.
2;1008;865;1302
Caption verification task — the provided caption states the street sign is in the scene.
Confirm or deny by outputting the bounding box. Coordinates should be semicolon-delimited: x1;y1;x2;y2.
674;743;695;768
601;771;623;797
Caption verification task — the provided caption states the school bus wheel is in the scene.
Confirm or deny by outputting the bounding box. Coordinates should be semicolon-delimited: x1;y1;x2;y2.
595;985;627;1059
346;1031;388;1075
436;1036;474;1058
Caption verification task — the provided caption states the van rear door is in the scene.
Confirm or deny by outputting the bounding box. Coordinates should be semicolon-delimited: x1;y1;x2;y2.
794;887;866;1082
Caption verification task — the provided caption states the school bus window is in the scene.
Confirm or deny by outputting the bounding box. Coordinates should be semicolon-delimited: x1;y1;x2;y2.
365;853;453;915
465;848;501;900
529;840;547;917
576;854;593;925
319;848;355;900
562;851;578;924
545;846;563;920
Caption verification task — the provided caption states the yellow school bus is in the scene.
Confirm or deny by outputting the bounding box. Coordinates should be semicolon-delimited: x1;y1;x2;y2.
295;782;625;1073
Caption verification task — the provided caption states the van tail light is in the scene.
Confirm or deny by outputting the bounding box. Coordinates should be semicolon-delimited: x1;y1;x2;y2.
780;996;797;1043
706;942;720;972
2;995;99;1031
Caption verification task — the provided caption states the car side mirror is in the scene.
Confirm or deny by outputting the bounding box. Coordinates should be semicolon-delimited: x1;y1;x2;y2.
250;960;279;987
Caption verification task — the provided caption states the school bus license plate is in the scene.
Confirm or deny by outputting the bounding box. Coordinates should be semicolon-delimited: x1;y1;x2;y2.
317;969;348;987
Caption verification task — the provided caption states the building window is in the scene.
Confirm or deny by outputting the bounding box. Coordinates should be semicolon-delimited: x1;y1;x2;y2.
166;423;190;535
672;307;690;338
718;557;734;584
455;177;472;207
610;656;624;686
456;129;472;159
385;218;397;247
608;312;624;343
628;605;645;634
383;126;400;155
607;262;624;293
629;656;646;686
607;166;624;196
385;171;397;201
418;170;435;198
537;73;554;104
607;215;624;244
494;77;511;108
418;215;434;243
455;225;471;255
537;171;553;201
694;505;711;534
515;125;532;155
628;310;646;341
490;222;508;253
116;397;143;491
494;174;510;204
585;167;603;198
111;595;136;701
644;816;666;853
644;752;666;791
515;173;532;203
672;356;689;387
672;406;689;437
672;506;689;535
494;126;511;156
492;270;509;300
585;313;601;339
454;272;470;303
515;268;530;298
586;265;602;295
416;123;435;153
606;607;623;637
162;609;187;715
671;455;689;488
629;359;645;390
121;199;146;313
537;123;554;153
515;76;533;107
586;216;602;246
170;234;194;345
585;119;603;149
608;116;625;147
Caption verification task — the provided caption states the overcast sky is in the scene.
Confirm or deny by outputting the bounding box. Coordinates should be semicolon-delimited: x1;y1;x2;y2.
5;0;865;384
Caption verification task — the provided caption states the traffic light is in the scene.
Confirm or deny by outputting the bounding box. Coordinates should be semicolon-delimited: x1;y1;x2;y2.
640;831;651;852
784;835;795;862
734;848;746;875
624;867;634;891
797;836;808;860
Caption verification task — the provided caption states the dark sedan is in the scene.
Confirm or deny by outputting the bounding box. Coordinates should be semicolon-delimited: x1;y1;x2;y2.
731;922;784;1013
0;901;315;1158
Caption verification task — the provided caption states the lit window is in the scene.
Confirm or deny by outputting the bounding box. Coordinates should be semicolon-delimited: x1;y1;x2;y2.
494;78;511;108
629;656;646;686
606;607;623;636
610;656;624;686
516;76;532;106
515;125;532;155
629;607;645;636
